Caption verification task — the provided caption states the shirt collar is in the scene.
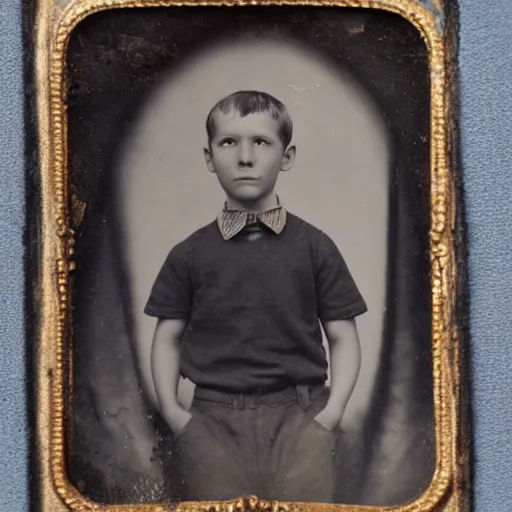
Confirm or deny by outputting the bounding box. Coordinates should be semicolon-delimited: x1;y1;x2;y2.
217;198;287;241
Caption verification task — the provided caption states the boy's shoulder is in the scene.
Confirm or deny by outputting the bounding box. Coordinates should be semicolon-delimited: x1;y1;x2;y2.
286;212;343;261
168;220;218;255
286;211;332;242
185;219;218;242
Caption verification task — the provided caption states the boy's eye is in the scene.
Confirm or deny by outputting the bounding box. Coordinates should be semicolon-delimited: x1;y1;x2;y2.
219;138;236;147
255;139;270;146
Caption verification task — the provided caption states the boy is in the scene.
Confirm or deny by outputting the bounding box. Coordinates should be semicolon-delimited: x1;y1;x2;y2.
145;91;367;503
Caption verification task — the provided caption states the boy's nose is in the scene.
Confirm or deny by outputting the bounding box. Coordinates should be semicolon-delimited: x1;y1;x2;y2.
238;142;255;167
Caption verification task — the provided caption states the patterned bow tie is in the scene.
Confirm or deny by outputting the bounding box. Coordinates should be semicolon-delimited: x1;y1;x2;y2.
217;206;287;241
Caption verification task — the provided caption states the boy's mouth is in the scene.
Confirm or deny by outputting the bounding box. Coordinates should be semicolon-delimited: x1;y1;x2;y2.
234;177;259;182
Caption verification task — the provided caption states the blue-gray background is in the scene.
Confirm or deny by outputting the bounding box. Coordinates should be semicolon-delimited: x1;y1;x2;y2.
0;1;510;510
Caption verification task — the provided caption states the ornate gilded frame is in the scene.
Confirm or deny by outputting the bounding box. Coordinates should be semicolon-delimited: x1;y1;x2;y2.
32;0;468;511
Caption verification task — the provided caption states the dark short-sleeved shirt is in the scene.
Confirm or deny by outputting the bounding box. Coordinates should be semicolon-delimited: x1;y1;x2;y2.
144;213;367;392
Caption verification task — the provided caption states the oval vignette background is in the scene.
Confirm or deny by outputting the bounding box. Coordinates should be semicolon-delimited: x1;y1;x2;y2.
65;7;434;507
118;37;389;428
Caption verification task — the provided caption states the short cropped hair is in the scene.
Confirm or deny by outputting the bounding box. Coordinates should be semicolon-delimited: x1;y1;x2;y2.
206;91;293;148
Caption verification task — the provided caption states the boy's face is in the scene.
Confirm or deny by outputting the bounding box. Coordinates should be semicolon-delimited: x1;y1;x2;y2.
205;110;295;210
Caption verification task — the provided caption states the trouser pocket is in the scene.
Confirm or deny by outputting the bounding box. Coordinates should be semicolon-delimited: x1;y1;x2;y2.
173;410;202;443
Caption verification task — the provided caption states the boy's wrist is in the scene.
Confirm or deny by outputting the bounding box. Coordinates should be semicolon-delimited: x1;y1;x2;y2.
160;398;184;419
324;397;346;420
314;400;345;431
161;402;192;434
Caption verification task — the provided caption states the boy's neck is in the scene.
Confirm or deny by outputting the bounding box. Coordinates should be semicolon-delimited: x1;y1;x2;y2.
225;193;280;213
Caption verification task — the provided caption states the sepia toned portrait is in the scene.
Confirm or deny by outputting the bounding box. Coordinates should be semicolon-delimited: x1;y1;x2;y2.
30;1;468;511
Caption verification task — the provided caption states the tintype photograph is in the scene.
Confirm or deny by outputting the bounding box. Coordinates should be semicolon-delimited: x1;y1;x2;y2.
33;1;461;510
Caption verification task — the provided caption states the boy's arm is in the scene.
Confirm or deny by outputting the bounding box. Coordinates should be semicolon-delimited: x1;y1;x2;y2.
151;317;191;434
315;318;362;430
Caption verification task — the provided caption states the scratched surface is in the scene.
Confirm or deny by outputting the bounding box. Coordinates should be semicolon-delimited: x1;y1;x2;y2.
5;0;512;511
64;6;433;506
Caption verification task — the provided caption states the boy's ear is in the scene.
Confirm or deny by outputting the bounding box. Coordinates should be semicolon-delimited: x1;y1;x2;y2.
204;147;216;173
281;145;296;172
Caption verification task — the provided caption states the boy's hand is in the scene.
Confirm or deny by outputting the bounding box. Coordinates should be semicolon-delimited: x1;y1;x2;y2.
313;404;344;432
163;405;192;435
